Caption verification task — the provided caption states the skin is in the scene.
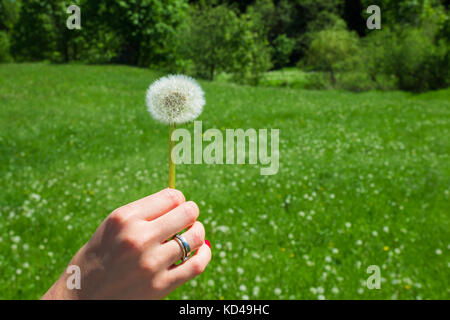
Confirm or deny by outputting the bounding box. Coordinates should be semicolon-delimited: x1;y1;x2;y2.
42;188;211;300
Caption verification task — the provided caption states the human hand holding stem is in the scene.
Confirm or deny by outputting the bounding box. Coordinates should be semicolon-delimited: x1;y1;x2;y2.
41;75;208;301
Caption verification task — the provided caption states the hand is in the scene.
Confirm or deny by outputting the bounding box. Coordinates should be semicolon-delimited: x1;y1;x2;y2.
42;188;211;300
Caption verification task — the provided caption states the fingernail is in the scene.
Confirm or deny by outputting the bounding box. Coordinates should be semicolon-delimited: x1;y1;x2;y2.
205;239;211;248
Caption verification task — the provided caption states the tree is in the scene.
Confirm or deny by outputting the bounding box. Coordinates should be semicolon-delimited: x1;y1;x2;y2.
231;11;272;84
306;24;360;84
182;4;271;83
0;0;21;31
92;0;188;67
182;5;240;80
10;0;81;62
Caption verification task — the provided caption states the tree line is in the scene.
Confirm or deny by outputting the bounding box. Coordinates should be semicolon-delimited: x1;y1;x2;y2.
0;0;448;91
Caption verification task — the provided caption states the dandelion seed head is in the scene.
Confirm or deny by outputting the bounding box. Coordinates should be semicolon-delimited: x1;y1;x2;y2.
146;74;205;124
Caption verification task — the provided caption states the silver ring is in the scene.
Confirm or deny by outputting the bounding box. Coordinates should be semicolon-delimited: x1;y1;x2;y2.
174;234;191;262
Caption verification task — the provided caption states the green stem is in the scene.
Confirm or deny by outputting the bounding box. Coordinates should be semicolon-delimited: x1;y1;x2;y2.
169;123;176;189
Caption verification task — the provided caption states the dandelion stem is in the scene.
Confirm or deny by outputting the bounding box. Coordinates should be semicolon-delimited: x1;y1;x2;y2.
169;123;176;188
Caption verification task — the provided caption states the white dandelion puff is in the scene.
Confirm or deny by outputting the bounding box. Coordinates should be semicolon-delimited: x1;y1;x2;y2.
146;74;205;188
146;74;205;124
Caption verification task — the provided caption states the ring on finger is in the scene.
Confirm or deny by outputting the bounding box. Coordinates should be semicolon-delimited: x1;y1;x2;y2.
173;234;191;262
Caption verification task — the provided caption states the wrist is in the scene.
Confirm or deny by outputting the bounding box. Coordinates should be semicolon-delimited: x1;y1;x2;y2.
42;277;77;300
42;247;86;300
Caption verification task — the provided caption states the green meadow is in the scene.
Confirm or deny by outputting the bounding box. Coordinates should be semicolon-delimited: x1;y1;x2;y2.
0;63;449;299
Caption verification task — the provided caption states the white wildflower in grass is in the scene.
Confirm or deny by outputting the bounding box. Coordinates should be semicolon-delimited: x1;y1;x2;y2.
216;226;230;233
146;74;205;188
11;235;21;243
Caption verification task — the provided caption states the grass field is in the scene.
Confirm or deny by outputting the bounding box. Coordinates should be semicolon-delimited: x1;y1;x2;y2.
0;63;449;300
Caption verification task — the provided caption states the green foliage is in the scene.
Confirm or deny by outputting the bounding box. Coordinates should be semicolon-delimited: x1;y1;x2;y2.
76;26;123;64
182;5;240;80
301;3;449;93
393;29;448;92
0;31;12;62
2;0;449;91
10;1;54;61
361;0;447;29
9;0;187;65
271;34;295;69
306;26;360;84
362;27;449;92
230;11;272;84
93;0;188;67
0;0;21;31
303;72;330;90
258;68;312;88
246;0;346;68
183;4;271;84
335;71;374;92
10;0;80;63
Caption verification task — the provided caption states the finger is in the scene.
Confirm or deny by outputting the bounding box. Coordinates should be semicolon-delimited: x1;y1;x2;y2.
114;188;185;221
157;221;205;267
166;243;211;288
151;201;199;241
